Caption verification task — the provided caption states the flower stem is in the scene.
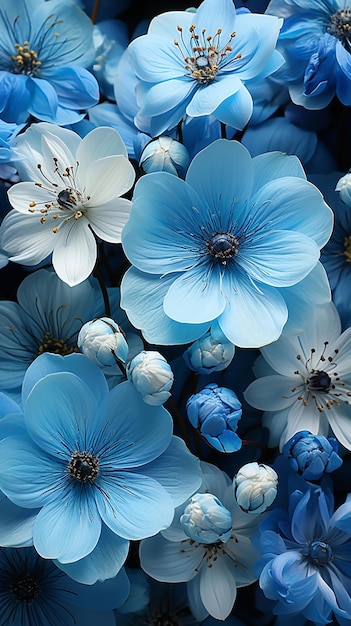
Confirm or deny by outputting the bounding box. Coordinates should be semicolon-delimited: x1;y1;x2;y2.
91;0;101;23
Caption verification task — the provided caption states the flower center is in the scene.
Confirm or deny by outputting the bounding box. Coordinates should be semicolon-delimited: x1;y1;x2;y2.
174;24;237;84
207;232;239;264
37;332;76;356
12;41;41;76
327;8;351;47
11;575;40;603
307;540;333;565
148;613;180;626
67;451;99;484
308;370;332;393
344;235;351;262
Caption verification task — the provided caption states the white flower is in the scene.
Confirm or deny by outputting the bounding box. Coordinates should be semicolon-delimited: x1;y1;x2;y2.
126;350;174;405
77;316;128;369
1;123;135;286
244;302;351;450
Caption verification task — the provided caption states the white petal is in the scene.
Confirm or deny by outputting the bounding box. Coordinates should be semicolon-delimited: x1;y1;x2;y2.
199;554;237;620
0;210;55;265
52;220;97;286
87;198;132;243
79;155;135;205
8;182;56;213
76;127;128;171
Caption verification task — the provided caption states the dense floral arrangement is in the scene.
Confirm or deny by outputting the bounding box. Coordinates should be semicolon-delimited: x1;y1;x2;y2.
1;0;351;624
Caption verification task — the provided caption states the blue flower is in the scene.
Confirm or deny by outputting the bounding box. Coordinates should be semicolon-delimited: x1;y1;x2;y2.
186;383;243;453
266;0;351;109
127;0;284;135
121;138;333;348
0;0;99;124
0;545;129;626
282;431;343;481
254;485;351;624
0;352;201;569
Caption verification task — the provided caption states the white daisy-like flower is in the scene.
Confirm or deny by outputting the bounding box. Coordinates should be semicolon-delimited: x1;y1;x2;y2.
1;123;135;286
244;302;351;451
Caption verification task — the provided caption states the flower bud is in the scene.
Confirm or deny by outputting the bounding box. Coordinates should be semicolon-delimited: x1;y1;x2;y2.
183;324;235;374
336;172;351;205
126;350;174;405
139;136;190;177
186;383;242;453
77;317;128;367
282;431;343;481
233;462;278;514
180;493;232;544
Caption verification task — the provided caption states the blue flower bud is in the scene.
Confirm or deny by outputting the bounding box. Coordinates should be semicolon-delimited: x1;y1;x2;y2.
126;350;174;405
186;383;242;453
282;431;343;481
183;324;235;374
139;137;190;177
77;317;128;367
336;172;351;205
233;462;278;514
180;493;232;544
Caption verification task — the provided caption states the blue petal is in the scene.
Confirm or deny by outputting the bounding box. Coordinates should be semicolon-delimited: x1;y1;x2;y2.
186;75;242;118
213;84;253;129
55;524;129;585
34;487;101;563
27;77;58;121
48;67;99;110
120;267;209;345
0;491;38;547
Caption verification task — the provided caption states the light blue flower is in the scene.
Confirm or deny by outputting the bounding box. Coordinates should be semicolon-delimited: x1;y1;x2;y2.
180;492;233;544
186;383;242;453
127;0;284;135
266;0;351;109
77;316;129;370
0;352;201;570
282;431;343;480
0;545;129;626
0;0;99;124
121;138;333;348
254;485;351;624
140;136;190;177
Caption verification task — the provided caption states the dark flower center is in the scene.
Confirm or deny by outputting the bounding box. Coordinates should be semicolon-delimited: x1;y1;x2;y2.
38;332;76;356
11;575;40;603
207;232;239;264
12;41;41;75
344;235;351;262
148;614;179;626
67;451;99;484
327;9;351;47
308;370;331;392
307;540;333;565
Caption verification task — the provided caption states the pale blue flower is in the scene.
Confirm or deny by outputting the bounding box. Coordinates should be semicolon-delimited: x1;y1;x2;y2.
121;138;333;348
140;136;190;177
77;317;129;370
183;323;235;374
0;0;99;125
127;0;284;135
0;352;201;570
180;492;233;544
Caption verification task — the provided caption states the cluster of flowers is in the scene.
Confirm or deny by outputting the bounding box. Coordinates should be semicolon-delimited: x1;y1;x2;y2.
1;0;351;624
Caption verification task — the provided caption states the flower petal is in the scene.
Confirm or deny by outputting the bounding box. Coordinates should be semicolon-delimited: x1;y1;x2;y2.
52;220;97;286
87;198;132;243
199;554;237;620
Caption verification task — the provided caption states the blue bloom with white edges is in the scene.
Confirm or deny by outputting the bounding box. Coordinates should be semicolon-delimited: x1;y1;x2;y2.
0;352;201;572
180;492;233;544
183;323;235;374
127;0;284;136
126;350;174;406
78;317;129;370
121;138;333;348
254;484;351;625
0;0;99;125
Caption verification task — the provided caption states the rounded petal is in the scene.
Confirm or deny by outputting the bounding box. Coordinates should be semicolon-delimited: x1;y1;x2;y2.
140;534;203;582
0;491;38;547
199;554;237;620
52;220;97;286
244;375;298;411
80;155;135;205
76;126;128;164
186;75;242;118
87;198;132;243
213;84;253;129
33;488;101;563
0;209;55;265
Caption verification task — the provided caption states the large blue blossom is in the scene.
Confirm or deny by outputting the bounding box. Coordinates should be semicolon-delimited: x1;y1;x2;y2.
127;0;284;135
254;484;351;624
121;138;333;348
0;0;99;124
266;0;351;109
0;353;201;573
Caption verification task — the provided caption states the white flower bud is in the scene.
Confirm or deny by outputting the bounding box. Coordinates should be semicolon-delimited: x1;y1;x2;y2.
139;136;190;177
126;350;174;405
183;324;235;374
180;493;232;544
336;172;351;205
233;462;278;515
77;317;128;368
